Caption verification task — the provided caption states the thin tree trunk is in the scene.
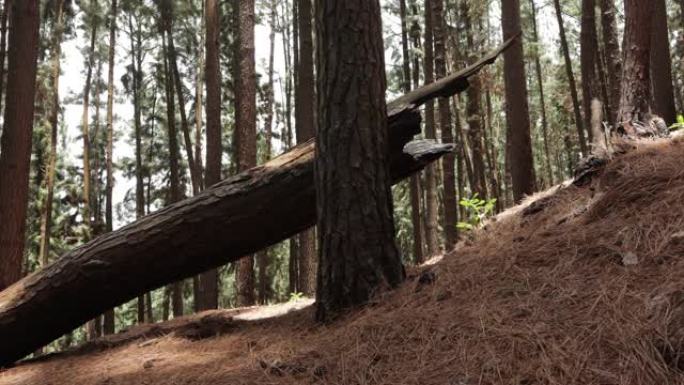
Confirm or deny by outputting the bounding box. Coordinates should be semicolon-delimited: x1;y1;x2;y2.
38;0;65;269
403;0;424;264
235;0;256;307
103;0;118;336
295;0;316;297
82;18;97;232
501;0;535;202
650;0;676;125
552;0;588;156
528;0;553;186
197;0;221;311
423;0;440;256
0;0;11;119
580;0;597;144
0;0;40;291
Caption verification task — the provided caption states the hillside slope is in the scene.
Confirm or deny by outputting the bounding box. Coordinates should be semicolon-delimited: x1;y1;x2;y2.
2;135;684;385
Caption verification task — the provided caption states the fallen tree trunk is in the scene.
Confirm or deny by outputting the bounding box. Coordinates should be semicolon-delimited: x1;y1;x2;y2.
0;37;514;366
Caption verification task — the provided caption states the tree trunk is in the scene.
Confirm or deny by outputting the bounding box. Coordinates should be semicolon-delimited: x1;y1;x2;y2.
235;0;257;307
552;0;588;156
197;0;221;311
462;0;487;199
528;0;553;186
501;0;535;202
617;0;654;134
422;0;440;256
581;0;598;145
404;0;424;264
600;0;621;125
432;0;458;250
103;0;118;336
162;32;184;318
0;43;514;362
295;0;316;297
82;17;97;232
0;0;40;291
38;0;65;268
650;0;676;125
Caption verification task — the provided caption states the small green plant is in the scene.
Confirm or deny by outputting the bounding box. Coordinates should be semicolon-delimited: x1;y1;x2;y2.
457;194;497;231
670;115;684;132
288;292;305;302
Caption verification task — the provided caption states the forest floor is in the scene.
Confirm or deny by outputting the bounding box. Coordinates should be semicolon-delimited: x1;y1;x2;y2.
3;134;684;385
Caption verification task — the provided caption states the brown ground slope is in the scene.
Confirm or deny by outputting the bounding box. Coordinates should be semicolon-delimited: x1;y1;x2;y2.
2;135;684;385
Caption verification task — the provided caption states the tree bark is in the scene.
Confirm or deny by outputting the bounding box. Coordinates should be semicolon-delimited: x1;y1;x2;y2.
650;0;676;125
235;0;257;307
403;0;424;264
580;0;598;144
422;0;440;257
0;42;512;364
501;0;535;203
295;0;316;297
0;0;40;291
197;0;221;311
103;0;118;336
432;0;458;250
0;0;10;118
617;0;654;134
600;0;621;125
82;13;97;232
552;0;588;156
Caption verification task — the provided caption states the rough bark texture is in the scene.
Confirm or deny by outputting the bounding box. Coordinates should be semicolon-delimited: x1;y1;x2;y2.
617;0;654;135
553;0;587;155
432;0;458;250
650;0;676;125
0;41;512;364
0;0;10;117
0;0;40;291
295;0;316;297
235;0;257;307
501;0;535;202
422;1;440;257
314;0;404;321
600;0;621;125
103;0;118;336
197;0;221;312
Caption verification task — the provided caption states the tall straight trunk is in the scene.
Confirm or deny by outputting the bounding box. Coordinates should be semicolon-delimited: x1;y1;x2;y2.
501;0;535;202
0;0;11;119
528;0;553;186
163;34;184;318
580;0;597;144
235;0;256;307
295;0;316;297
552;0;588;156
462;0;487;199
422;0;440;256
192;5;205;313
600;0;621;125
38;0;65;268
432;0;457;250
403;0;424;264
617;0;654;133
650;0;676;125
162;1;202;194
103;0;118;336
197;0;221;311
128;14;146;324
314;0;405;322
0;0;40;290
82;20;97;231
257;1;277;305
